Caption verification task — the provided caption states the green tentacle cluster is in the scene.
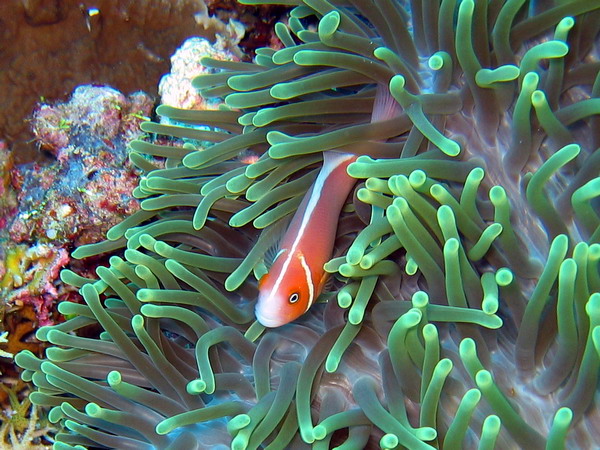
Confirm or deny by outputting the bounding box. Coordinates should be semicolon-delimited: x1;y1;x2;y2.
15;0;600;448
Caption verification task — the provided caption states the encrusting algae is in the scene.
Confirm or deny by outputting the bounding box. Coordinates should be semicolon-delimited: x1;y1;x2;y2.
13;0;600;449
0;381;54;450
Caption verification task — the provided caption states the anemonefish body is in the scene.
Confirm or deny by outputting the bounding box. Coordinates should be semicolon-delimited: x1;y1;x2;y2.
255;85;399;327
255;151;358;327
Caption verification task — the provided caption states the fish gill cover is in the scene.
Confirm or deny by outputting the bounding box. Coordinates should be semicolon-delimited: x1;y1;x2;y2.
14;0;600;448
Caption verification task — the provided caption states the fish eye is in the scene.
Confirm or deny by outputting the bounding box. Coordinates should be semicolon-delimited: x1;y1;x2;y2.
289;292;300;304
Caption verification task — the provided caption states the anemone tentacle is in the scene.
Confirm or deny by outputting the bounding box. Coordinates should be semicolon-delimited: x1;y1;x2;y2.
16;0;600;448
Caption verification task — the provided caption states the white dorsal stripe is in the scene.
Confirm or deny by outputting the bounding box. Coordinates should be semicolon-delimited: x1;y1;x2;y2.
294;152;355;249
266;152;354;303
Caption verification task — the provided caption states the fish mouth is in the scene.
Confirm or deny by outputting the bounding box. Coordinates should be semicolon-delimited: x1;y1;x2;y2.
255;314;288;328
255;303;290;328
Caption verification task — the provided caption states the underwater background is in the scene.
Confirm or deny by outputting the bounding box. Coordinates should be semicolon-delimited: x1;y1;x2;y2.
1;0;599;448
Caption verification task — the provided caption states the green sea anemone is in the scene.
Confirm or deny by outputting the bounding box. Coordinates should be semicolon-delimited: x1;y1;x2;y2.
16;0;600;448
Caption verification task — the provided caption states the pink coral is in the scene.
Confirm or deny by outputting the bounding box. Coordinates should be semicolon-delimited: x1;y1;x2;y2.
32;86;153;159
10;85;152;245
1;85;154;326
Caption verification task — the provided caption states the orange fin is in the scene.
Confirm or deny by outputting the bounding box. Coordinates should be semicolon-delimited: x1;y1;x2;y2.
318;271;331;293
258;272;270;290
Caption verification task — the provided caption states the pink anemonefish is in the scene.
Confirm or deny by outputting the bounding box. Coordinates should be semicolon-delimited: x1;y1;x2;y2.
255;85;400;327
255;151;358;327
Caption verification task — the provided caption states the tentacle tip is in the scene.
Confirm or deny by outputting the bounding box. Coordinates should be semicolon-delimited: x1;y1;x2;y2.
187;379;207;395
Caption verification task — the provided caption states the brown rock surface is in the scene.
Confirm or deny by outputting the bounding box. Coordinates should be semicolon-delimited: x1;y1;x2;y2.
0;0;216;163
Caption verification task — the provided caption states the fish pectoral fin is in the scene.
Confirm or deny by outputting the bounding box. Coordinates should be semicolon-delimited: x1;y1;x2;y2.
318;271;332;293
258;272;270;290
265;247;286;268
263;216;292;268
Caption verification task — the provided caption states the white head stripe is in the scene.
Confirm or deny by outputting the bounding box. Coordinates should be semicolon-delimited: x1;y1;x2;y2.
299;253;314;311
268;252;292;304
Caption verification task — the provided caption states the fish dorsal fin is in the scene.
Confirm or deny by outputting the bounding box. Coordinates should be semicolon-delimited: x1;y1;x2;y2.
371;83;401;123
